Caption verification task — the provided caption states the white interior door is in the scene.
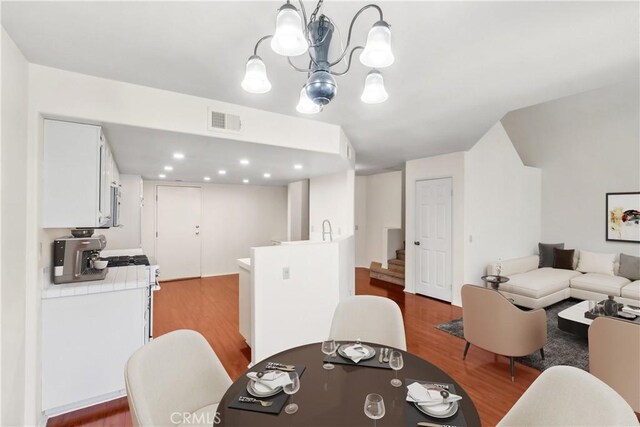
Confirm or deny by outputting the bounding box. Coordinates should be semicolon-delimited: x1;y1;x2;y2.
156;186;202;281
414;178;453;301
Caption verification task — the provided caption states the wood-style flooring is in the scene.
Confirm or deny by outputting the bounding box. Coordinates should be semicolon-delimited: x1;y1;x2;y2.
47;268;542;426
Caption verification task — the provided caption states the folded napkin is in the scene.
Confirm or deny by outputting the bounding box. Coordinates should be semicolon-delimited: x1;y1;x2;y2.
406;382;462;412
246;371;292;393
343;344;367;363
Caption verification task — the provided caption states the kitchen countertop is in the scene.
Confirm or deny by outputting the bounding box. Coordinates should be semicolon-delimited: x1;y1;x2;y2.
42;265;149;299
237;258;251;270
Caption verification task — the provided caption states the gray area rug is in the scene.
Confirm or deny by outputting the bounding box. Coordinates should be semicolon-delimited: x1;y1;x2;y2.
436;298;589;371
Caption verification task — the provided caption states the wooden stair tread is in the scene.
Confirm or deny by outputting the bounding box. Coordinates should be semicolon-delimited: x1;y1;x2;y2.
388;258;405;267
369;261;405;286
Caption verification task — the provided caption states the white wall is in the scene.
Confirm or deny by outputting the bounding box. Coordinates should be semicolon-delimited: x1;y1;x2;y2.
1;27;28;426
354;176;368;267
503;80;640;257
250;237;354;364
28;64;345;155
464;122;541;283
286;180;309;241
365;171;403;267
308;170;355;241
142;181;287;276
100;174;143;250
405;152;466;305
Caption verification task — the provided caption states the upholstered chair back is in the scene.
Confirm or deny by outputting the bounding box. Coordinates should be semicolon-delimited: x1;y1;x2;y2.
329;295;407;350
589;316;640;412
125;329;232;426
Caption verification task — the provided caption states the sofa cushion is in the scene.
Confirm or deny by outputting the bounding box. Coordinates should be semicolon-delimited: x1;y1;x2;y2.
618;253;640;281
502;268;582;299
621;280;640;300
539;242;564;268
570;273;631;296
576;250;616;276
553;248;575;270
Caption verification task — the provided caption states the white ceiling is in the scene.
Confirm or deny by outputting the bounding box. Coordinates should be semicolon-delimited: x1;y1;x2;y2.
103;123;348;185
3;1;638;172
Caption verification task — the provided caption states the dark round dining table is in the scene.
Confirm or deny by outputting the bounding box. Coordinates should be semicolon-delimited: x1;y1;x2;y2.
218;342;481;426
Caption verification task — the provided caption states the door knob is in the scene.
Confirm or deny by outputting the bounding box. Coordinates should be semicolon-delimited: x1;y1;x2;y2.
414;241;420;245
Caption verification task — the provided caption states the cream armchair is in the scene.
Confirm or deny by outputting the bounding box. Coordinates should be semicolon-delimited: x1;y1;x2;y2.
498;366;640;426
589;316;640;413
461;285;547;380
125;330;232;426
330;295;407;350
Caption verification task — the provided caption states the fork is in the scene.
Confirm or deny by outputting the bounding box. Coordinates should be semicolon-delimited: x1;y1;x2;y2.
239;396;274;407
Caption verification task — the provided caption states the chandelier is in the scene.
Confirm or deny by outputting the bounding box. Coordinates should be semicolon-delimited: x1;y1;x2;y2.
241;0;394;114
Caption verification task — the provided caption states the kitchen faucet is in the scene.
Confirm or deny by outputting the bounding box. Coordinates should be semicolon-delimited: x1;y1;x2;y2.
322;219;333;242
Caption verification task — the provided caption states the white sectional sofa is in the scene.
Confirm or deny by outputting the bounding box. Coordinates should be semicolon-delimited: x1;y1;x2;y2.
486;255;640;309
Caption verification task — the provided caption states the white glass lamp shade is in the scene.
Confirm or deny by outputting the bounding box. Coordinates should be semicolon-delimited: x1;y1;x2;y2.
359;21;395;68
271;3;308;57
241;55;271;94
296;86;321;114
361;70;388;104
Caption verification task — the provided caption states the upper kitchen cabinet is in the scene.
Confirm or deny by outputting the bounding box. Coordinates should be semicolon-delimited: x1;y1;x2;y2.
43;119;118;228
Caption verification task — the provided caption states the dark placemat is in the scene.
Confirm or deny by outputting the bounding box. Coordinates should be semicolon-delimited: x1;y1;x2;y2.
404;379;468;427
228;365;306;415
323;344;393;370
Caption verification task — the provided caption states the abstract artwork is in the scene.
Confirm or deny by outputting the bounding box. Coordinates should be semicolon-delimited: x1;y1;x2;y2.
606;192;640;243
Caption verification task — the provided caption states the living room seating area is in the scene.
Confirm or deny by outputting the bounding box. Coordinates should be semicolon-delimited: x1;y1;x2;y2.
488;247;640;309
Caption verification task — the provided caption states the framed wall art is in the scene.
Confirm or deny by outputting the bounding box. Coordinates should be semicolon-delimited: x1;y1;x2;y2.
606;192;640;243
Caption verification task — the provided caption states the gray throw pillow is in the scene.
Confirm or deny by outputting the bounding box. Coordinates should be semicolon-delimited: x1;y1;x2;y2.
538;242;564;268
618;253;640;281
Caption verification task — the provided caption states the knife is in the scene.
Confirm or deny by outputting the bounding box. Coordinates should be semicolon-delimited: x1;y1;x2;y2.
417;423;458;427
265;362;295;371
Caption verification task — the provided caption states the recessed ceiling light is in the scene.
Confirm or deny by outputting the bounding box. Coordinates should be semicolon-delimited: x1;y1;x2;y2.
173;153;185;159
243;179;249;184
263;173;271;178
158;174;166;179
294;164;303;170
240;159;250;165
218;170;227;175
164;165;173;171
204;176;211;181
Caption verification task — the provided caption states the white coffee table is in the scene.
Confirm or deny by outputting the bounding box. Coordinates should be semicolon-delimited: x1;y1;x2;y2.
557;300;593;338
558;300;640;338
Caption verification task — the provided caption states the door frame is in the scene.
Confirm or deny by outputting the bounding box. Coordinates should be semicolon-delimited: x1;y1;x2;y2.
413;177;454;301
154;184;204;280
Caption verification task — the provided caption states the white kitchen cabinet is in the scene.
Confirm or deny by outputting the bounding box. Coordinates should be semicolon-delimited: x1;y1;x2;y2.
41;287;147;416
42;119;117;228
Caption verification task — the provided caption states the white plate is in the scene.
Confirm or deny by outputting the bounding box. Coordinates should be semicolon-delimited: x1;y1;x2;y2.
414;400;459;419
337;343;376;361
246;380;282;398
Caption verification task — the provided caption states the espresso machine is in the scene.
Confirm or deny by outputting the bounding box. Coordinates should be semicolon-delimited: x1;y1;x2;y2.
53;234;108;284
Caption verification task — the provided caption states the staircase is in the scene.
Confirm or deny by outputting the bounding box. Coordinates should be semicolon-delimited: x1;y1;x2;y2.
370;248;405;287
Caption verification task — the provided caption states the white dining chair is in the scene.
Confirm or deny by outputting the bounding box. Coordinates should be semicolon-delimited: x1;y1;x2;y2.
125;329;232;426
497;366;640;426
329;295;407;350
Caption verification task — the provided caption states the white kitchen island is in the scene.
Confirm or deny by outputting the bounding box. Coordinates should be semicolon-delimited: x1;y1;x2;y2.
41;265;153;418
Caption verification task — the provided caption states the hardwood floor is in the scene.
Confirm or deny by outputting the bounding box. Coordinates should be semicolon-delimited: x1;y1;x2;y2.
47;268;541;426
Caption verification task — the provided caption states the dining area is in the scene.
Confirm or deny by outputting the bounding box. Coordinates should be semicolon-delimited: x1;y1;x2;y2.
124;295;481;426
122;286;640;427
217;340;479;426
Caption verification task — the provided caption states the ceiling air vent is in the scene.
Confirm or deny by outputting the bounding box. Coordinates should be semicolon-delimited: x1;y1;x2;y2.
207;108;241;132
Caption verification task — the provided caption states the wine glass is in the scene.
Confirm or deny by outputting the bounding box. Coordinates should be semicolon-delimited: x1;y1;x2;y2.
364;393;385;427
283;371;300;414
389;350;404;387
321;339;338;370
